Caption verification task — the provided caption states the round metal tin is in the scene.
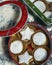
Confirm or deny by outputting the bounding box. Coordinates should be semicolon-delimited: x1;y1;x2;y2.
0;1;28;37
8;22;52;65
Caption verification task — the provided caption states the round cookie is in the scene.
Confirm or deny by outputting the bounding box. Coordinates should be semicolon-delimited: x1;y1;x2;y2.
34;48;47;61
34;1;46;12
10;40;23;54
32;32;47;46
8;33;28;55
44;11;52;19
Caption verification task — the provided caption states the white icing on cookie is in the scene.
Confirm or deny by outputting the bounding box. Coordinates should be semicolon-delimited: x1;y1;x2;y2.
44;11;52;19
19;51;32;64
10;40;23;54
34;1;46;12
20;27;34;40
34;48;47;61
33;32;46;45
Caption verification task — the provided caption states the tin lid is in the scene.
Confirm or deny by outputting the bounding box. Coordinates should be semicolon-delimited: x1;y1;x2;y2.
0;1;28;36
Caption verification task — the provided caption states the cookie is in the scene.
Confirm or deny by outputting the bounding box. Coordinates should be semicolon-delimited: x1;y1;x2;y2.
18;51;33;65
10;40;23;54
32;32;48;46
20;27;34;41
33;47;50;64
34;1;46;12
